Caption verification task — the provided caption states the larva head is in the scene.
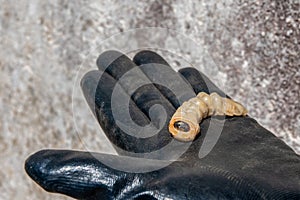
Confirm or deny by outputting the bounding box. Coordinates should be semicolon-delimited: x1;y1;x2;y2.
168;117;200;142
174;121;190;132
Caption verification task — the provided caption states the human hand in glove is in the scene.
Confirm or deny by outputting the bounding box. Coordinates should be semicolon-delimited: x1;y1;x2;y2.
25;50;300;200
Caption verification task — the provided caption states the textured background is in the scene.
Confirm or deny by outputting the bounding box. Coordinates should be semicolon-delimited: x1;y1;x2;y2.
0;1;299;199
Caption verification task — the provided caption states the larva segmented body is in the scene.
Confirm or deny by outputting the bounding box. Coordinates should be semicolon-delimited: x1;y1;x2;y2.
169;92;248;142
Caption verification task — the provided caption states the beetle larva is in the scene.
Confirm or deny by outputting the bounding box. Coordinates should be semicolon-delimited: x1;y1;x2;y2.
169;92;248;142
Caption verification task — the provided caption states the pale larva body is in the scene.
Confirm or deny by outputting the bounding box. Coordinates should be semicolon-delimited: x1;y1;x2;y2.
169;92;248;142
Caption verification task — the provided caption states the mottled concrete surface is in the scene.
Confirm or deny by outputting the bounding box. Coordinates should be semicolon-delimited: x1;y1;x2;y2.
0;1;299;199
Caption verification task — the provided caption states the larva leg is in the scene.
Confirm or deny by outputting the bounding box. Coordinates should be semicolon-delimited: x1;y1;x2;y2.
169;92;247;142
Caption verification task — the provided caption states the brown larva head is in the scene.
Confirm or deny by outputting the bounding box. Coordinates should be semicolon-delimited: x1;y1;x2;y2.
168;117;200;142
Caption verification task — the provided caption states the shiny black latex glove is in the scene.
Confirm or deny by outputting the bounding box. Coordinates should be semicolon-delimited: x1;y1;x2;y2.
25;50;300;200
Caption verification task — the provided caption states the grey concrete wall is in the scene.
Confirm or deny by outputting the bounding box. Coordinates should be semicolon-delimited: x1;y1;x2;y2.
0;1;299;199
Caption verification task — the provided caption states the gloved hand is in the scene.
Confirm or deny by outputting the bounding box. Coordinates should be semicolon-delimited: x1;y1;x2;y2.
25;50;300;200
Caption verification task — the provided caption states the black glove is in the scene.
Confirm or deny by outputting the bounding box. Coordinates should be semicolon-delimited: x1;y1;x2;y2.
25;50;300;200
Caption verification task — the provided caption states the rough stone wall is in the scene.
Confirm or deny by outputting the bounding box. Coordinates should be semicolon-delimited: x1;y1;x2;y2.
0;1;299;199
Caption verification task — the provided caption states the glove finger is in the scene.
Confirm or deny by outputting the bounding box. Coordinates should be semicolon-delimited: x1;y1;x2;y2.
133;50;196;108
25;149;115;199
24;149;170;200
133;50;169;66
178;67;230;98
